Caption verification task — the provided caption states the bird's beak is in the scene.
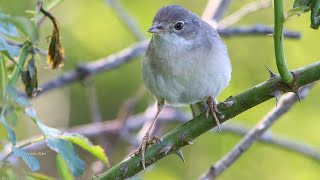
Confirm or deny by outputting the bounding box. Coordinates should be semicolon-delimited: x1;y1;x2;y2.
148;24;164;33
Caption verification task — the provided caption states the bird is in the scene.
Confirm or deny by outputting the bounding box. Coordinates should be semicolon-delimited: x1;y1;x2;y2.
135;4;232;170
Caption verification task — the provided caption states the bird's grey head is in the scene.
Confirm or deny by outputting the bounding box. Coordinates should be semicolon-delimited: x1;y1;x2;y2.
148;5;201;40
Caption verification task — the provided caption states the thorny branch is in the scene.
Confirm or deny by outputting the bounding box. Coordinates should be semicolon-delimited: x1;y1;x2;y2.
200;84;315;180
94;62;320;179
2;103;320;166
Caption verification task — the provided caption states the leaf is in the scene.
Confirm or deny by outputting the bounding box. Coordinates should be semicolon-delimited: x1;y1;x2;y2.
0;12;19;37
0;15;38;42
286;6;310;20
21;57;38;97
7;86;31;107
0;168;18;179
0;54;8;98
26;172;56;180
47;27;64;70
293;0;311;8
310;0;320;29
5;105;17;126
25;108;60;136
12;147;40;171
40;7;64;70
56;154;73;180
24;108;85;177
46;137;84;177
0;36;20;59
61;133;109;165
1;108;16;145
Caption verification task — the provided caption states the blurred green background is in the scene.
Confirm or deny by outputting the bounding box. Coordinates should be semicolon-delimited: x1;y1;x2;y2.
1;0;320;179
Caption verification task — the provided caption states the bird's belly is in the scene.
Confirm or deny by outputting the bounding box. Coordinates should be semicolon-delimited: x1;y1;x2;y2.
143;58;230;106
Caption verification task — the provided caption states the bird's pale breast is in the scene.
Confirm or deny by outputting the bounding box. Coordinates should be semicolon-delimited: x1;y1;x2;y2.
142;32;231;106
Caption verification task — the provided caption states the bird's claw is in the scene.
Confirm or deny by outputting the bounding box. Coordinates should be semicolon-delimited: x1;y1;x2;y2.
206;96;222;131
133;134;161;170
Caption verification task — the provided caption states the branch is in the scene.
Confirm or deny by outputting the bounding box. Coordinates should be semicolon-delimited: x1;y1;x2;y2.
94;62;320;179
202;0;231;28
212;0;231;21
3;105;319;167
201;83;315;179
34;40;149;97
274;0;294;83
219;25;301;38
220;123;320;161
218;0;271;29
105;0;146;41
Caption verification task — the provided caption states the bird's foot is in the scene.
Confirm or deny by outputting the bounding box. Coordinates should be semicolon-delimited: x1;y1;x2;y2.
133;134;161;170
206;96;222;131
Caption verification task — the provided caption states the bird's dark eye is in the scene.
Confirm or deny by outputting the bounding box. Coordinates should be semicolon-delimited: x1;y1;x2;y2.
174;21;184;30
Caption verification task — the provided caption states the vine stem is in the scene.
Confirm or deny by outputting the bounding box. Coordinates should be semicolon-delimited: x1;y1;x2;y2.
274;0;294;83
0;136;45;163
8;44;30;86
0;54;8;99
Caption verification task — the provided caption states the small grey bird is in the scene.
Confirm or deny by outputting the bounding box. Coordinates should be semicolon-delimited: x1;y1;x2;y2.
136;4;232;169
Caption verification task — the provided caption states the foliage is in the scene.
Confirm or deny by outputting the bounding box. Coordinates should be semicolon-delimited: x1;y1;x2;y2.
0;1;108;178
292;0;320;29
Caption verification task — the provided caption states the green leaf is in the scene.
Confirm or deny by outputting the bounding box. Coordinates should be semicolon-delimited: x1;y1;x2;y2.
6;105;17;126
25;108;60;136
286;6;310;20
56;154;73;180
293;0;311;8
8;43;29;86
311;0;320;29
61;133;109;165
46;137;84;177
24;108;85;176
0;15;38;42
12;147;40;171
0;54;8;98
7;86;31;107
1;108;16;145
0;168;18;179
26;172;56;180
0;36;20;59
0;12;19;37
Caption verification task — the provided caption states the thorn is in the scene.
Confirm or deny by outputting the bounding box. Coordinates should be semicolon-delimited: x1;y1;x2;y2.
160;144;173;155
264;66;276;79
219;100;234;109
218;114;225;120
187;140;194;145
293;90;301;102
175;149;185;163
205;109;210;119
270;90;282;107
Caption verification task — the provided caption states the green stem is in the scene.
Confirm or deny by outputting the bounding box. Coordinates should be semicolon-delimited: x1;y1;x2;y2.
35;0;64;26
0;136;45;162
8;44;30;86
0;54;8;99
274;0;294;83
94;61;320;179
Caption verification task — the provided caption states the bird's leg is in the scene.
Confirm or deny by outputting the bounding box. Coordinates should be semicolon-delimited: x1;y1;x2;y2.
134;101;164;170
206;96;222;131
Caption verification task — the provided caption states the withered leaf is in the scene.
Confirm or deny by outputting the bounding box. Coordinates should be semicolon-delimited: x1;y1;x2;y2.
40;6;64;70
47;27;64;69
21;57;38;97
